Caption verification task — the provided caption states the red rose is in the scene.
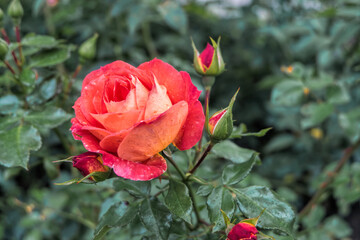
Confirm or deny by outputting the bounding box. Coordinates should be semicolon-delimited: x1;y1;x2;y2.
227;222;258;240
71;59;205;181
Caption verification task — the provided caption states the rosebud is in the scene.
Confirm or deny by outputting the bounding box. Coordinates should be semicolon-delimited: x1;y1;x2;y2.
0;38;9;61
78;33;98;63
227;222;258;240
72;152;110;182
207;89;239;142
192;37;225;76
7;0;24;25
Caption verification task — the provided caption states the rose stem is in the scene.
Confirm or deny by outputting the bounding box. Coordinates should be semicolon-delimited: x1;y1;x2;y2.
189;141;214;175
195;86;212;160
3;60;16;75
1;28;21;69
162;151;202;229
15;25;24;64
298;138;360;219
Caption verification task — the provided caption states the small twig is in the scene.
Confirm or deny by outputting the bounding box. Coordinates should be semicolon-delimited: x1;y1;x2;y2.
189;142;214;174
3;60;16;75
195;86;211;159
15;26;23;64
298;138;360;219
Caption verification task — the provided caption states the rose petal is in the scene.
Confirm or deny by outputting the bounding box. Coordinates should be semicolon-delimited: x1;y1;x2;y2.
134;76;149;109
81;67;103;88
91;110;140;132
101;61;153;90
117;101;188;162
199;43;215;68
82;126;112;140
104;87;138;113
179;71;201;104
138;59;186;104
144;76;172;120
173;100;204;150
102;152;167;181
99;129;131;153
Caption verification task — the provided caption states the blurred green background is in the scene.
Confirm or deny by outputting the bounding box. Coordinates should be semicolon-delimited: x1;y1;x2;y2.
1;0;360;239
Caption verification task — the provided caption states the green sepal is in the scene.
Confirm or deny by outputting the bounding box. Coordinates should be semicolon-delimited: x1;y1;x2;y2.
257;231;276;240
210;88;239;143
221;209;231;227
240;208;266;226
205;37;225;76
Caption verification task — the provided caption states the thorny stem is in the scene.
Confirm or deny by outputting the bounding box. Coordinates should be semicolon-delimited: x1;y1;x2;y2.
298;138;360;219
195;86;212;159
162;150;202;229
1;28;10;43
15;26;23;64
189;141;214;175
3;60;16;74
1;28;21;69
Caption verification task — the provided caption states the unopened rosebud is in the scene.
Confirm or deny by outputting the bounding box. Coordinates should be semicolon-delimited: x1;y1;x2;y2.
72;152;110;182
227;222;258;240
78;33;98;63
0;38;9;61
207;89;239;142
192;36;225;77
7;0;24;26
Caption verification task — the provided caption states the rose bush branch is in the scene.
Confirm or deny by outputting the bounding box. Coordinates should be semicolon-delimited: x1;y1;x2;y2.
299;137;360;219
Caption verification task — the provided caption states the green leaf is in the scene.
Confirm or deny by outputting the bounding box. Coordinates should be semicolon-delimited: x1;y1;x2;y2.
222;153;258;185
127;5;148;35
24;106;72;129
231;127;272;138
22;35;59;48
93;202;138;240
164;180;193;223
139;198;172;240
339;107;360;142
301;103;334;129
0;95;21;114
264;134;296;153
29;48;70;67
0;124;41;169
112;178;151;197
212;140;259;164
19;68;36;93
326;83;350;104
207;187;235;232
234;186;295;237
323;216;352;238
271;80;304;106
196;185;214;197
158;2;188;34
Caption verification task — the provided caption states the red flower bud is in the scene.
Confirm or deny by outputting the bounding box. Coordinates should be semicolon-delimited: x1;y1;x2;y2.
72;152;110;182
227;222;258;240
206;89;238;142
192;37;225;76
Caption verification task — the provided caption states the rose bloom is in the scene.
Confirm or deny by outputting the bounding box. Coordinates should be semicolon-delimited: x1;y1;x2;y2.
71;59;205;180
227;222;258;240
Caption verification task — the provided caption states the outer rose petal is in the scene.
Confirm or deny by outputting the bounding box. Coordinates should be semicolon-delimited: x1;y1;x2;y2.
138;59;186;104
103;152;167;181
174;101;204;150
117;101;188;162
99;130;131;153
91;110;140;133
